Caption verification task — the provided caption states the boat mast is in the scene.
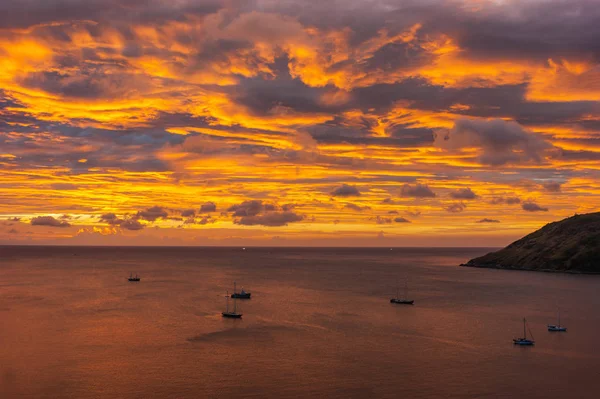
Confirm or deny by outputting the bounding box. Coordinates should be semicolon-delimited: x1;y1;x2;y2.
523;318;527;339
233;294;237;314
558;309;560;327
234;281;237;295
226;291;229;313
404;280;408;300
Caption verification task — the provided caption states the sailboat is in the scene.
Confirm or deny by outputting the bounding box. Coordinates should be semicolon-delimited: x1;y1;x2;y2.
222;291;242;318
128;273;140;282
548;309;567;332
230;281;251;299
390;280;414;305
513;318;535;345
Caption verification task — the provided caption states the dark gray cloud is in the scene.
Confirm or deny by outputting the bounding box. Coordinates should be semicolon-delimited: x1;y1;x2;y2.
120;219;144;230
31;215;71;227
490;196;521;205
542;182;562;193
435;118;555;166
100;213;145;230
344;203;370;212
234;211;303;227
449;187;477;200
394;217;411;223
401;183;436;198
374;216;392;224
136;206;169;222
444;203;466;213
0;0;222;29
181;209;196;218
331;184;361;197
477;218;500;223
522;202;549;212
228;200;265;217
200;202;217;213
50;183;78;190
100;213;120;225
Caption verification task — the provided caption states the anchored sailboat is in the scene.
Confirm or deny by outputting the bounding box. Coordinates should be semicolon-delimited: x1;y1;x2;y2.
128;273;140;282
230;281;251;299
513;318;535;345
390;279;414;305
222;291;242;318
548;309;567;332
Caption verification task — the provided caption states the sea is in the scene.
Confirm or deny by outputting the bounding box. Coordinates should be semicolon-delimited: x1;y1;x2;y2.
1;246;599;398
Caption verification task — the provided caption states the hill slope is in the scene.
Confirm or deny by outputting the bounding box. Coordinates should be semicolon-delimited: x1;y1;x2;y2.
464;212;600;273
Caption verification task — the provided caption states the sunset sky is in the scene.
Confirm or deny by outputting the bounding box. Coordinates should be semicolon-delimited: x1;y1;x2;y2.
1;0;599;246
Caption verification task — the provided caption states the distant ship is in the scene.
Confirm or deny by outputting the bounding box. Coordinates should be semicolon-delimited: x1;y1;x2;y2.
230;282;251;299
390;280;414;305
128;273;140;282
222;291;242;318
548;309;567;332
513;318;535;345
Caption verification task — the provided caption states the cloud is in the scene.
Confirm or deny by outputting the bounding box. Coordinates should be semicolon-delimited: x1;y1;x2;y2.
100;213;120;225
394;217;411;223
444;203;466;213
449;188;477;200
198;216;215;225
522;202;548;212
234;211;304;227
100;213;145;230
50;183;78;190
434;118;555;166
136;206;169;222
120;219;145;230
387;210;399;215
374;216;392;224
181;209;196;217
200;202;217;213
490;196;521;205
344;203;371;212
331;184;361;197
281;203;296;211
31;216;70;228
477;218;500;223
542;182;562;192
228;200;265;217
401;183;436;198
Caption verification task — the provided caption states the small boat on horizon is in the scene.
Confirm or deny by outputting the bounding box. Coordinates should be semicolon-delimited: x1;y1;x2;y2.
128;273;140;282
548;309;567;332
222;291;242;319
390;280;414;305
230;281;251;299
513;318;535;345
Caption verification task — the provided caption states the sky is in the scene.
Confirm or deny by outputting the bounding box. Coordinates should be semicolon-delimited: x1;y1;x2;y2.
1;0;599;246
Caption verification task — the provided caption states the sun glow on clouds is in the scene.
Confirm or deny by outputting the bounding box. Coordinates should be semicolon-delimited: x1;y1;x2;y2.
1;0;599;246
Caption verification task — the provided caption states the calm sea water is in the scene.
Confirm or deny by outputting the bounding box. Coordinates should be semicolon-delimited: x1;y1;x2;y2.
1;246;599;398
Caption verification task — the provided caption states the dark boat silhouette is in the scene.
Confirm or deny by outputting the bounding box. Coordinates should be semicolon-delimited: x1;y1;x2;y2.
222;291;242;318
513;318;535;345
548;309;567;332
230;282;251;299
390;280;414;305
128;273;140;282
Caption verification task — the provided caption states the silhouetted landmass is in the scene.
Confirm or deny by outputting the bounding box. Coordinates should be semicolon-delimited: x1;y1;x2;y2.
463;213;600;274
